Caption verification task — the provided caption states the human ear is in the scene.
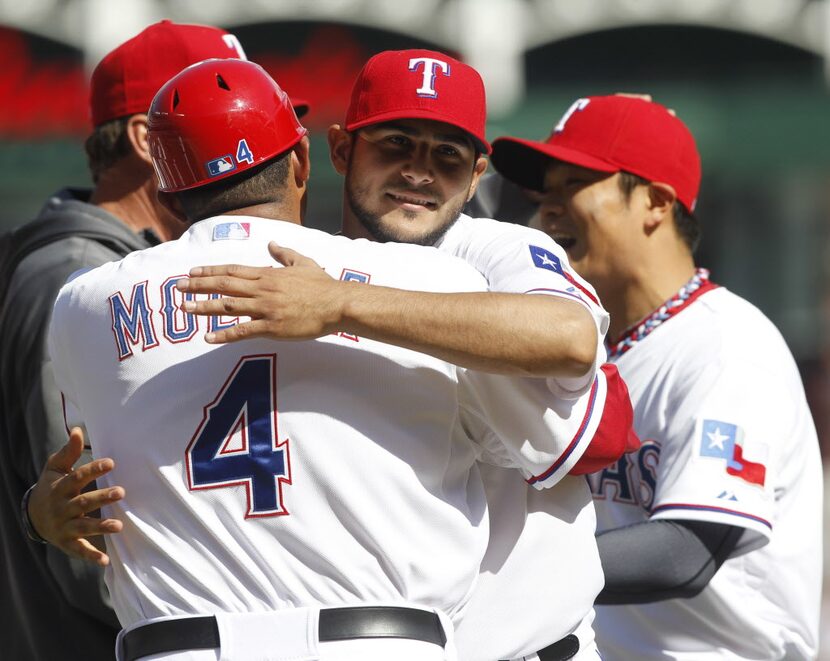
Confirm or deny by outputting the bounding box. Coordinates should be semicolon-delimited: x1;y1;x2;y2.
645;182;677;230
291;135;311;186
465;156;489;201
125;114;152;166
327;124;353;176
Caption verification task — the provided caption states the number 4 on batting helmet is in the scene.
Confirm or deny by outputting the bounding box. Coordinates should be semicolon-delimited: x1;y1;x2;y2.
148;59;308;192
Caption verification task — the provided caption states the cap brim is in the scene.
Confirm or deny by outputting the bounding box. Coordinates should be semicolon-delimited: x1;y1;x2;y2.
346;109;491;155
491;136;619;191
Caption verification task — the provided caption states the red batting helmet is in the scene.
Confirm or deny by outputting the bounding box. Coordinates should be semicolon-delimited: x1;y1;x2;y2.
148;59;308;192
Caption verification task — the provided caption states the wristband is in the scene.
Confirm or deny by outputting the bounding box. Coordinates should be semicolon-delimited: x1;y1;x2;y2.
21;484;48;544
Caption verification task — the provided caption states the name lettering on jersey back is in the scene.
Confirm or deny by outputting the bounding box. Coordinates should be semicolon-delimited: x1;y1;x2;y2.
109;274;239;361
588;438;661;511
109;268;375;359
109;281;160;360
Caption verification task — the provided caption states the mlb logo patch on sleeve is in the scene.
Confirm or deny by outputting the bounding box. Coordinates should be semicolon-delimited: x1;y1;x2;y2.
213;222;251;241
340;269;370;284
529;245;563;274
699;419;767;486
206;155;236;177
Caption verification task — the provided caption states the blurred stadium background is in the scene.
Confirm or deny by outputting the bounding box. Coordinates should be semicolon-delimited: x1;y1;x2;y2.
2;0;829;655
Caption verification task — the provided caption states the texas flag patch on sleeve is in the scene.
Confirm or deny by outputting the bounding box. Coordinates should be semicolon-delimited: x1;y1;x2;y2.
699;419;767;486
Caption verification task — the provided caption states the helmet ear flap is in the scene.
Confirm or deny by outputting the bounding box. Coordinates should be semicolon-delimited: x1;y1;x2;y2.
148;59;307;193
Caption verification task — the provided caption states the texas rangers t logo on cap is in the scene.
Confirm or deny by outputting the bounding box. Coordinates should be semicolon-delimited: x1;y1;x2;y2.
409;57;450;98
221;33;247;60
554;98;590;134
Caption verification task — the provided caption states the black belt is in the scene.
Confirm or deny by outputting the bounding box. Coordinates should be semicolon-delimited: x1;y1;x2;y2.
500;633;580;661
537;633;580;661
121;606;447;661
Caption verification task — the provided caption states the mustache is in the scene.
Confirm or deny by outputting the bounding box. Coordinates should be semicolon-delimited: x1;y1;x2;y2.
385;185;441;201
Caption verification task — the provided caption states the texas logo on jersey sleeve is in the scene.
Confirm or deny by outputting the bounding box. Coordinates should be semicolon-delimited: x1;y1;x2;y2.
528;245;563;274
699;419;767;487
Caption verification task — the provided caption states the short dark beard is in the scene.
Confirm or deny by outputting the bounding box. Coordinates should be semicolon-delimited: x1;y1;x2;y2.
346;180;464;246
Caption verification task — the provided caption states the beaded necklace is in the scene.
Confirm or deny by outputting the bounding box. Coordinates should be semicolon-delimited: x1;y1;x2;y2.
607;268;718;360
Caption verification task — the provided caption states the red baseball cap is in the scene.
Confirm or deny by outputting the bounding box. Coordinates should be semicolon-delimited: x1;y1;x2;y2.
491;95;701;212
90;20;248;127
345;49;491;154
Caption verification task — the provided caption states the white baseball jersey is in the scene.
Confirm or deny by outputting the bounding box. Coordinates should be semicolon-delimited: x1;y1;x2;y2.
48;216;596;633
438;214;609;400
589;275;822;660
437;216;611;659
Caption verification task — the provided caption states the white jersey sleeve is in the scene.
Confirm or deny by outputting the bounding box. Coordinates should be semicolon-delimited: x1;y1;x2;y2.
456;366;608;489
645;339;785;547
592;287;822;660
49;288;84;430
437;214;609;398
600;288;816;548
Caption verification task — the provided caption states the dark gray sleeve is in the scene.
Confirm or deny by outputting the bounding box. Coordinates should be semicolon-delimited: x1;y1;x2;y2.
7;238;120;626
595;518;744;605
10;239;105;478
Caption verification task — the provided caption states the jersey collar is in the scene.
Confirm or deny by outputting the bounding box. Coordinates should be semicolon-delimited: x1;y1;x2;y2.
607;268;718;360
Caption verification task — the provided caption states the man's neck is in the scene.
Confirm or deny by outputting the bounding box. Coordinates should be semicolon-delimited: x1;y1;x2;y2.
91;188;159;235
602;252;697;341
90;162;183;241
340;205;372;241
221;202;301;224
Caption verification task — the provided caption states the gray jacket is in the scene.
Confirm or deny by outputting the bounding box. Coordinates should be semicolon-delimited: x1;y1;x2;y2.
0;189;154;660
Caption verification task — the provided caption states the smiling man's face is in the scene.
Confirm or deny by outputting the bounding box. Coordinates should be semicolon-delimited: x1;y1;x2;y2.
335;118;487;245
538;161;643;292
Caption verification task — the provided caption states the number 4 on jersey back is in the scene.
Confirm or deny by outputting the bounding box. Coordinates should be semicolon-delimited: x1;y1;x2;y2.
186;354;292;518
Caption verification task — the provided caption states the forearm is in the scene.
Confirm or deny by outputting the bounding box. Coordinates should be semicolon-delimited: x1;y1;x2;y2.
177;254;598;376
340;285;597;377
595;519;743;604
